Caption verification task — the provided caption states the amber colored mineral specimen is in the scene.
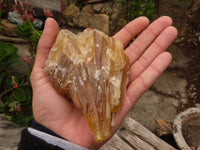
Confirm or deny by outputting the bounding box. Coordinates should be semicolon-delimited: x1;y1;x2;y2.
44;29;130;142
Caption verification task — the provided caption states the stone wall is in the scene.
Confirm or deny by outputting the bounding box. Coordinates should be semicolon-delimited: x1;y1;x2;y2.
61;0;127;36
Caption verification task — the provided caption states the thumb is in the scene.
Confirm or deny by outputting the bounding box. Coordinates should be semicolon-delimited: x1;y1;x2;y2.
34;18;59;69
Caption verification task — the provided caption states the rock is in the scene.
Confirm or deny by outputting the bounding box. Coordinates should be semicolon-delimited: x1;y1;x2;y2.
44;29;130;142
195;103;200;108
88;14;109;34
61;0;126;35
130;68;188;133
0;19;17;37
0;114;23;150
62;4;109;34
8;11;43;29
153;72;187;104
82;4;94;14
93;3;104;12
8;11;23;25
130;90;178;132
62;4;80;22
33;18;43;29
100;3;112;15
99;0;126;35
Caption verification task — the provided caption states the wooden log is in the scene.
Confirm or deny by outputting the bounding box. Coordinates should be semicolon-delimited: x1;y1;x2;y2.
100;134;134;150
155;119;173;137
0;35;28;44
83;0;106;4
123;118;177;150
118;130;155;150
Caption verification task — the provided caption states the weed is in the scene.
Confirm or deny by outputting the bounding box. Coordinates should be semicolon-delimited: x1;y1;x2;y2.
120;0;156;22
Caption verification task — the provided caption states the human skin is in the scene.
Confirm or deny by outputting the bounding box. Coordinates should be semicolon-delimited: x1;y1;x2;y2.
30;16;177;149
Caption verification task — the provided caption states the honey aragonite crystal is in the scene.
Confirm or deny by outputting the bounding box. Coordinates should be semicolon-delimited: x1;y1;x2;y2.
44;29;130;142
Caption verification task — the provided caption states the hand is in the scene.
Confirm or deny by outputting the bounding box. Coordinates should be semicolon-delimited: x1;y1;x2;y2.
30;16;177;149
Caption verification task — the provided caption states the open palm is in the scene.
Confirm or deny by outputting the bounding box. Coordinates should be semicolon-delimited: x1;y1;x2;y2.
30;16;177;149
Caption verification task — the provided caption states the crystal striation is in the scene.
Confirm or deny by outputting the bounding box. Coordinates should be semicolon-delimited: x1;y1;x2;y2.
44;29;130;142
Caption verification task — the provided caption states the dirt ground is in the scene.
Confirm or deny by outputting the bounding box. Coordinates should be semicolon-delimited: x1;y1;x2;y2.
158;0;200;111
158;0;200;148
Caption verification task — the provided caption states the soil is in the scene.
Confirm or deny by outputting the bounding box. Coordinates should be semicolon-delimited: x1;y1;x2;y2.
157;0;200;147
180;44;200;110
182;114;200;149
158;0;200;110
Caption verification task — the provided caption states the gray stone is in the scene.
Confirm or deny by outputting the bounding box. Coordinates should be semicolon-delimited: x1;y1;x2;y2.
33;19;43;29
0;114;23;150
130;90;178;132
8;11;43;29
8;12;23;25
27;0;60;13
153;72;188;104
129;66;188;132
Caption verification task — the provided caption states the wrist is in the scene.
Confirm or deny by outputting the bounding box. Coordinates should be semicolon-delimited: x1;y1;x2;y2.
31;120;64;140
30;120;92;149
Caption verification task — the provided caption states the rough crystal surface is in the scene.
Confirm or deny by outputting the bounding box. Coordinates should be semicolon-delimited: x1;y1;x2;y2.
45;29;130;142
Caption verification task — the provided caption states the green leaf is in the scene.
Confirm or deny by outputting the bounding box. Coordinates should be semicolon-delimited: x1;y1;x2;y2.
126;0;155;21
0;10;2;24
4;94;15;106
8;102;15;112
16;19;42;46
12;112;33;127
13;87;31;103
6;115;12;121
13;88;25;102
0;105;5;113
0;42;22;72
6;77;12;89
